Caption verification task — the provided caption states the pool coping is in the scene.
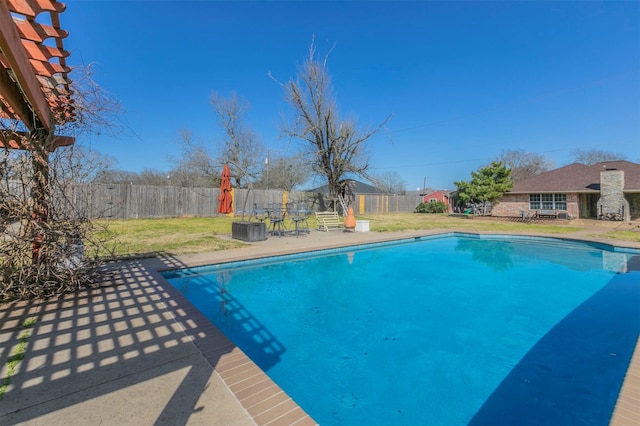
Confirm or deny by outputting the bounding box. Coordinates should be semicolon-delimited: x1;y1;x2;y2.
150;229;640;425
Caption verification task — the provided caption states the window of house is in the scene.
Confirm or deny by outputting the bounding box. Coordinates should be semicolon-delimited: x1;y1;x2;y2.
429;198;438;203
529;194;541;209
529;194;566;210
542;194;554;209
554;194;567;210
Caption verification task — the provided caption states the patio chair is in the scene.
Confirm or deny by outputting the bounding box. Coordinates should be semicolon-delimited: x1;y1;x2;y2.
287;202;310;236
251;203;268;222
266;203;287;236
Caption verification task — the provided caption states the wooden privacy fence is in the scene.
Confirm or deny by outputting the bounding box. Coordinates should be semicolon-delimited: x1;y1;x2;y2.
352;193;423;215
69;184;301;219
4;182;424;219
52;184;317;219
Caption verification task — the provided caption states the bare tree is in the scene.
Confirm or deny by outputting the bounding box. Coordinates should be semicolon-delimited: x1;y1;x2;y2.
371;170;407;194
0;65;124;302
0;149;29;181
59;63;126;139
136;169;172;186
270;40;391;197
169;129;218;187
50;146;116;184
94;169;139;184
256;154;311;191
571;148;628;165
210;92;264;187
495;149;554;183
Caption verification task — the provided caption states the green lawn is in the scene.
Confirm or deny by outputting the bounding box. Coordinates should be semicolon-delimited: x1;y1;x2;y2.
93;216;245;258
358;213;581;234
591;230;640;243
93;214;639;259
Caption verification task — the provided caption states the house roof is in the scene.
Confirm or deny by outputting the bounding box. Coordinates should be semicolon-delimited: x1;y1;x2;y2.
507;161;640;194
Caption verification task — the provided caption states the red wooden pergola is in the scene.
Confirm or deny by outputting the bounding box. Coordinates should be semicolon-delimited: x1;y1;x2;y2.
0;0;76;259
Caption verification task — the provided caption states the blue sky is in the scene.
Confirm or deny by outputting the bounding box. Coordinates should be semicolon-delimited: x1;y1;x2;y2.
64;1;639;190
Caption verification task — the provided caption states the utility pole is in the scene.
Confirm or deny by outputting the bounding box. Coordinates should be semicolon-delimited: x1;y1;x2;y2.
265;151;269;191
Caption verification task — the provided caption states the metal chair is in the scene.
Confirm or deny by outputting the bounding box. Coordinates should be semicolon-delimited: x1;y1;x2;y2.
266;203;287;236
251;203;268;222
287;202;310;236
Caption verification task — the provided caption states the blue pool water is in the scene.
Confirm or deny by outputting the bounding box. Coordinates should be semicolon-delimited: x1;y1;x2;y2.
163;234;640;425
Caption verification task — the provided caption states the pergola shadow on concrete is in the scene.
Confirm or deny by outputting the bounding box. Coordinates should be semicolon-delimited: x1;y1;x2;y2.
0;254;264;425
2;228;355;424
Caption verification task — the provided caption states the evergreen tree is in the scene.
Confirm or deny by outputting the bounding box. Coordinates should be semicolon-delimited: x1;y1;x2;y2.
454;162;513;213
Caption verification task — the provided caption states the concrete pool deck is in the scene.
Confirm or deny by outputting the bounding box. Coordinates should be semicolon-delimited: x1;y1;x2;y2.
0;223;639;425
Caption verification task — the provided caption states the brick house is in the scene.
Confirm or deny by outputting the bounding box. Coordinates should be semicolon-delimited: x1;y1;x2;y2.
491;161;640;221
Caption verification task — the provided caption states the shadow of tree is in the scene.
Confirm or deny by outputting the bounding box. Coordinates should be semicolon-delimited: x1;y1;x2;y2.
469;269;640;425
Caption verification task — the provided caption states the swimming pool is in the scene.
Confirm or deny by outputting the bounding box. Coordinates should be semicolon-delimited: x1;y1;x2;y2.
163;234;640;425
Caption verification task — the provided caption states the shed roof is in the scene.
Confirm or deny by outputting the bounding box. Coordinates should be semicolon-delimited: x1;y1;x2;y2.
424;190;454;197
507;161;640;194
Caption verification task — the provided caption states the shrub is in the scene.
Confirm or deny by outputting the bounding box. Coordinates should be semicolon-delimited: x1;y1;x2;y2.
415;201;448;213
